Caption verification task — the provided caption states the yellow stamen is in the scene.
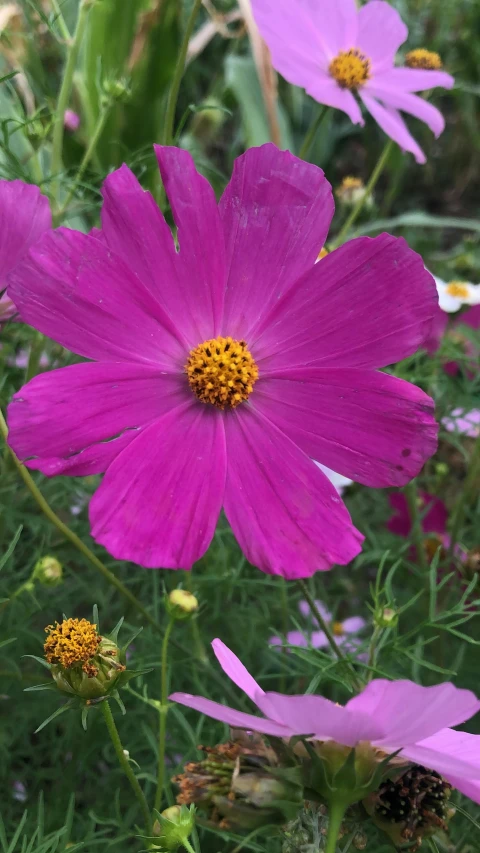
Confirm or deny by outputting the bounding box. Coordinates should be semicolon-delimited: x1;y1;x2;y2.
332;621;345;636
317;247;329;261
329;49;370;89
44;618;101;674
446;281;470;299
405;49;442;70
186;336;259;410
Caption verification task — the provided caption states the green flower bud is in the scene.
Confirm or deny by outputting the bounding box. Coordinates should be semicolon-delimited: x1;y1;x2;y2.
151;804;196;851
101;77;131;107
374;607;398;629
33;556;63;587
166;589;199;621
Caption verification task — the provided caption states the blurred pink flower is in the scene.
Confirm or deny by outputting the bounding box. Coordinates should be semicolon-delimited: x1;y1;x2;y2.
64;109;80;132
270;598;366;653
171;639;480;803
388;490;448;541
443;408;480;439
251;0;454;163
8;144;438;576
424;303;480;376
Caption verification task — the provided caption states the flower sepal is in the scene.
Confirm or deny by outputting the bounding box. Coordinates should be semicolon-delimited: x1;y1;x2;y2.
145;804;196;851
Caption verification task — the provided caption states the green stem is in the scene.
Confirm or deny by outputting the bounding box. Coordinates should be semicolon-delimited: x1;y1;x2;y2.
183;840;196;853
0;408;162;635
101;700;152;835
325;800;347;853
154;617;176;813
296;579;362;691
162;0;203;146
54;105;112;223
25;332;45;382
51;0;91;204
405;479;429;574
298;106;328;161
49;0;72;42
446;433;480;565
332;139;394;248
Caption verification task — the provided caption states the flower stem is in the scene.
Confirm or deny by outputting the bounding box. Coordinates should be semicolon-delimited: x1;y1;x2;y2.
298;105;328;161
332;139;394;248
51;0;92;204
405;479;429;574
296;579;362;691
162;0;203;146
49;0;72;42
154;617;176;813
324;800;347;853
183;840;197;853
0;408;162;635
446;433;480;565
101;700;152;835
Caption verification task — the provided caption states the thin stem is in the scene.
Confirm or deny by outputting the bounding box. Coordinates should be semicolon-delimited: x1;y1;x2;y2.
298;105;328;161
54;105;111;223
0;408;162;635
162;0;203;145
25;332;45;382
332;139;394;248
100;700;152;835
446;434;480;565
405;479;429;574
183;840;197;853
51;0;91;203
154;617;176;813
325;800;347;853
296;579;362;691
49;0;72;42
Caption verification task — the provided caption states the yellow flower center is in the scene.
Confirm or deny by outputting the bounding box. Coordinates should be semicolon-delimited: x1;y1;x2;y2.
185;336;259;410
317;247;329;261
329;49;371;89
405;49;442;70
446;281;470;299
332;621;345;636
44;618;101;673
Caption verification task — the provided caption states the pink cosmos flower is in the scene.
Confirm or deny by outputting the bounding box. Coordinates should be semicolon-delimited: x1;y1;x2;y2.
388;491;448;542
7;145;438;576
171;639;480;803
270;598;366;653
251;0;454;164
0;180;51;326
443;408;480;439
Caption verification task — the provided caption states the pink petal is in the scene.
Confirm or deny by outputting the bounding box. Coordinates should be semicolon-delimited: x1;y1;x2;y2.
212;639;265;701
252;368;438;487
304;75;364;125
169;692;293;736
0;180;51;283
222;406;363;579
376;67;454;92
388;491;448;537
348;680;480;746
360;94;426;163
251;234;437;370
251;0;331;80
100;164;219;347
342;616;366;634
89;404;226;569
424;302;448;354
400;729;480;780
299;599;332;621
365;82;445;136
457;304;480;331
219;144;334;340
309;630;329;648
7;362;189;473
8;228;185;365
257;692;382;744
356;1;408;73
0;292;17;324
154;146;225;338
446;775;480;804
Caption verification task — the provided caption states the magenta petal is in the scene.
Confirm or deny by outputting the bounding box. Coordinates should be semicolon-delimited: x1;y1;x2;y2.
365;83;445;136
257;693;382;744
219;144;334;340
349;680;480;746
445;776;480;804
0;180;51;283
26;429;148;477
252;234;437;370
424;302;448;354
400;729;480;780
304;76;364;125
223;406;363;579
356;1;407;73
89;404;226;569
252;368;437;487
7;362;189;472
154;146;225;338
8;228;185;365
376;67;455;92
211;639;265;701
388;491;448;537
169;693;293;736
360;94;426;163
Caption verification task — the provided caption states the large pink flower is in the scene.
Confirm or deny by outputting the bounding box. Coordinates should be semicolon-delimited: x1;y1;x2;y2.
251;0;454;164
0;180;51;325
171;639;480;803
7;145;438;576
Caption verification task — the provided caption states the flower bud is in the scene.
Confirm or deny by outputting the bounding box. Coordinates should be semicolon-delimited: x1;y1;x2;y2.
33;556;63;587
374;607;398;629
191;98;226;141
461;547;480;582
152;804;196;851
335;177;373;209
167;589;199;621
101;77;131;107
64;109;80;132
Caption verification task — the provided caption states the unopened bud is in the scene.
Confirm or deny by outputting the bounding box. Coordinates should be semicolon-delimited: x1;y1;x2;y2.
435;462;449;477
374;607;398;629
152;804;196;851
462;547;480;582
33;556;63;587
335;176;373;209
191;99;226;141
167;589;199;621
101;77;131;107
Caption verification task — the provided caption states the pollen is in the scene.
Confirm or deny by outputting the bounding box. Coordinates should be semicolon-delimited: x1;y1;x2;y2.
44;617;102;674
332;621;345;636
317;247;329;261
405;49;442;70
329;49;370;89
446;281;470;299
185;336;259;410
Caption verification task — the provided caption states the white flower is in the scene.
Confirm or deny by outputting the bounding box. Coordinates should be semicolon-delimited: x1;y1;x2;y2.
315;462;353;495
434;277;480;313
